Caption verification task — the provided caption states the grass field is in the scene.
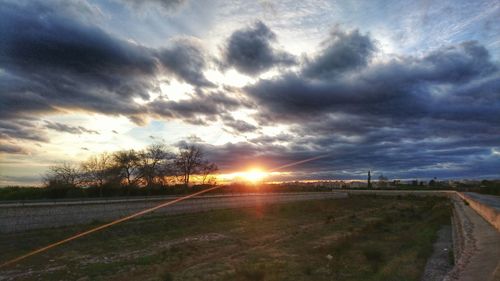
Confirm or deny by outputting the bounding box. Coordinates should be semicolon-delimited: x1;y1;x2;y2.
0;195;451;281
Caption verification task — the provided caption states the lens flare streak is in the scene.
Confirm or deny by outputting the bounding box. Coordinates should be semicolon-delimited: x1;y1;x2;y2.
0;153;330;268
0;185;221;269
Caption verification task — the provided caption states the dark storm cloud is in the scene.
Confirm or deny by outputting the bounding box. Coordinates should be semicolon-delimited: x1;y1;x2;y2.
421;41;497;83
158;39;215;87
161;32;500;179
240;32;500;179
248;133;294;145
44;121;99;135
222;21;296;76
148;90;249;125
302;28;376;79
205;134;500;180
0;1;149;121
247;41;499;123
1;0;499;181
0;1;213;124
221;116;258;134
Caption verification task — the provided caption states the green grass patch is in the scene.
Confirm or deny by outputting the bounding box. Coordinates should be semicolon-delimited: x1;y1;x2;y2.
0;196;451;281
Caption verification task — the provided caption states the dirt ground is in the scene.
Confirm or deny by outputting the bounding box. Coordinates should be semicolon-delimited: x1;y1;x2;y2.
0;196;451;281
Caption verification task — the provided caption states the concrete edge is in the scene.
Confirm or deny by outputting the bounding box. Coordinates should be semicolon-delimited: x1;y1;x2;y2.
456;192;500;232
345;190;500;281
443;195;476;281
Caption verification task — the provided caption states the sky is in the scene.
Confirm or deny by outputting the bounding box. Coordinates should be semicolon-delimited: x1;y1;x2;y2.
0;0;499;185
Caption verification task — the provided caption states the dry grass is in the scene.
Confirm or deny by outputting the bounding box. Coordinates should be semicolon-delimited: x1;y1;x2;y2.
0;195;451;281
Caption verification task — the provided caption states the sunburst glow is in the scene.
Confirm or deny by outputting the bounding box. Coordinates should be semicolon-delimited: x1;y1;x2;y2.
240;168;267;182
219;168;268;183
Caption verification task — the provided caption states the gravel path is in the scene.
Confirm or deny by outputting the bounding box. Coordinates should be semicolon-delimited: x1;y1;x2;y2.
444;195;500;281
421;225;453;281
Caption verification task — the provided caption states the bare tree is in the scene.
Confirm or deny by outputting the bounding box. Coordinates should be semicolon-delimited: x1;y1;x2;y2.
175;144;203;187
137;143;172;189
200;162;218;185
81;152;112;196
113;150;139;186
40;141;218;194
156;159;176;187
43;162;80;188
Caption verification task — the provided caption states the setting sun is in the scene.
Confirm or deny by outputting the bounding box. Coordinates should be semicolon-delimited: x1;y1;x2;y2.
240;168;267;182
219;168;268;183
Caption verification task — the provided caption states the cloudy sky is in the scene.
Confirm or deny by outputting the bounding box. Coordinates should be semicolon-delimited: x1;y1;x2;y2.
1;0;499;185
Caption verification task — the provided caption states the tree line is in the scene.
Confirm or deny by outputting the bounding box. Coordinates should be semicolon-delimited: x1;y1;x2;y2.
43;142;218;196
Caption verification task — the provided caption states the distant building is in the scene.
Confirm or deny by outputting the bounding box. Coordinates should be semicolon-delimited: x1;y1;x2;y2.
350;181;367;188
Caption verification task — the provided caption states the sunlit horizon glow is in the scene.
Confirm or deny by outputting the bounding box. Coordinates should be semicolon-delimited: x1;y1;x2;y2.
219;168;268;183
217;168;299;184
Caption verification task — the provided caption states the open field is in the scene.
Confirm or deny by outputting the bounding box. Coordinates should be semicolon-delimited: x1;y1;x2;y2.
0;195;451;281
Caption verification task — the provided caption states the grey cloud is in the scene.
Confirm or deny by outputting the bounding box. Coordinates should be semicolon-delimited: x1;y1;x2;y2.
0;1;213;124
302;28;375;79
0;1;151;121
223;21;296;75
205;136;500;180
242;31;500;179
247;41;499;124
420;41;497;83
1;1;498;181
248;133;294;145
0;143;29;155
158;39;215;87
222;116;258;134
44;121;99;135
0;120;48;142
148;90;248;125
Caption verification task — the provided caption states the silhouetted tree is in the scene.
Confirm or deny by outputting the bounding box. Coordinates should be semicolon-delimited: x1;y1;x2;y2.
175;144;203;187
81;152;112;196
40;140;219;195
200;162;218;185
156;156;177;187
43;162;80;188
113;150;139;187
367;170;372;188
137;143;173;189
